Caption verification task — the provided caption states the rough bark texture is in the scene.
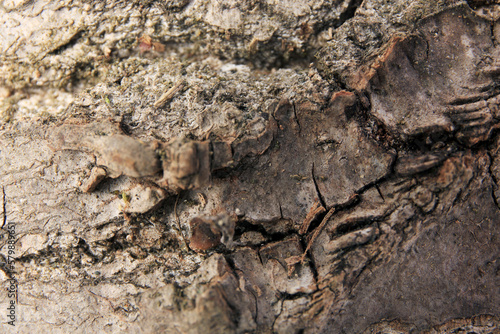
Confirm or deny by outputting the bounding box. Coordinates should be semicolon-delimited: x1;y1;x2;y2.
0;0;499;333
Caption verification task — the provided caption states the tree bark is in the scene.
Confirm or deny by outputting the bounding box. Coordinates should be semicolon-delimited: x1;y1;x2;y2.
0;0;499;333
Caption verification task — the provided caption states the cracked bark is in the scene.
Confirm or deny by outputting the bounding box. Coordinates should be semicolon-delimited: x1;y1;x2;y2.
0;1;499;333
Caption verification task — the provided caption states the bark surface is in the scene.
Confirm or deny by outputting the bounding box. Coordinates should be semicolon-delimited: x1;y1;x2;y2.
0;0;499;333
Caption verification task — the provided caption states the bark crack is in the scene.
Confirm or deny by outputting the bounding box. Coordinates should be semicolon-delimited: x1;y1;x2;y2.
271;296;285;331
333;0;364;28
487;151;500;210
292;101;302;134
311;163;327;209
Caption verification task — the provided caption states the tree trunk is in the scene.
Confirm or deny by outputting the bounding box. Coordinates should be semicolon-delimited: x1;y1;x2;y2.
0;0;499;333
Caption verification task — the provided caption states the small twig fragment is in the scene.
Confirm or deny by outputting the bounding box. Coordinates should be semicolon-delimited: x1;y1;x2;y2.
154;79;185;108
281;207;337;276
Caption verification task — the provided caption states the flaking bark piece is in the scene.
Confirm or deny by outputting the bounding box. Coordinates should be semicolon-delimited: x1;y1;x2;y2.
299;201;326;235
160;138;211;191
189;214;236;252
189;217;223;252
91;135;161;178
79;166;107;192
259;235;317;293
49;120;161;178
122;184;167;214
211;141;234;170
231;122;276;162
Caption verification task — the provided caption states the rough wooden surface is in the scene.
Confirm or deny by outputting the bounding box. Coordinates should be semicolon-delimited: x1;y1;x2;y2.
0;0;499;333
